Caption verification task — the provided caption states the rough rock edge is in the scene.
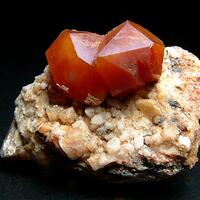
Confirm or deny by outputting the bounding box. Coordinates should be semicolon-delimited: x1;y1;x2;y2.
1;119;185;182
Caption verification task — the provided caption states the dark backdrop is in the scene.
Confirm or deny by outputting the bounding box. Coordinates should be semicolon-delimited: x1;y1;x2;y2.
0;2;200;200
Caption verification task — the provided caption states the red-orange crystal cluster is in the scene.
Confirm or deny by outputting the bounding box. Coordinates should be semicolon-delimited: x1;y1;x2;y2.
46;20;165;105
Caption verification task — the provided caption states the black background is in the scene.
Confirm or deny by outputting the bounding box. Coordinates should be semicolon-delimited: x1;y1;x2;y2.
0;2;200;200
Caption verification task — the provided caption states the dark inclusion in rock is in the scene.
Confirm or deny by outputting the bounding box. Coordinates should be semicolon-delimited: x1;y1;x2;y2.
168;100;181;108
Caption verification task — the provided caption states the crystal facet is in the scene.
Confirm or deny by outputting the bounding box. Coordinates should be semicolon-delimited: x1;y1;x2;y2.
96;20;164;96
46;30;107;105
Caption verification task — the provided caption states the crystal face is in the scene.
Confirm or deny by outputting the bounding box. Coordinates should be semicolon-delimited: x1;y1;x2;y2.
46;30;107;105
95;20;164;96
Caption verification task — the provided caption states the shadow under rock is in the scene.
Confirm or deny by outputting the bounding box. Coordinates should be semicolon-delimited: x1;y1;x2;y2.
0;158;193;200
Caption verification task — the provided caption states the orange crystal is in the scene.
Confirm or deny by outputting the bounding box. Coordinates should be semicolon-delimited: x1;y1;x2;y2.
95;20;164;96
46;20;165;105
46;30;107;105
